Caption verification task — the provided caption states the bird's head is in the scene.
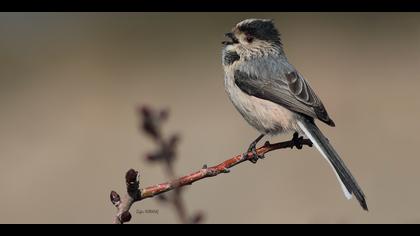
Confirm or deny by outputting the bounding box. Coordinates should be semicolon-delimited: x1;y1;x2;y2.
222;19;283;58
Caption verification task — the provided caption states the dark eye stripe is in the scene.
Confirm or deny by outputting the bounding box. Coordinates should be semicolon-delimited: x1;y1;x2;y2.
237;20;281;45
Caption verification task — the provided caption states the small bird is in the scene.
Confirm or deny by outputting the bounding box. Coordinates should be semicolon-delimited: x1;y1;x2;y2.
222;19;367;211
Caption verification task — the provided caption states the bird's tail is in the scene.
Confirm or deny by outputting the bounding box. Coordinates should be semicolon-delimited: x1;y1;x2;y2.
297;119;368;211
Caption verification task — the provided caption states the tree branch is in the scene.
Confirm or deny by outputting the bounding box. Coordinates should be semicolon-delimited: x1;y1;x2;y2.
110;134;312;224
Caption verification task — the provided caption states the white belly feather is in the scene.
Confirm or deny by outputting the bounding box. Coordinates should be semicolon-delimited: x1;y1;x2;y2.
224;73;299;135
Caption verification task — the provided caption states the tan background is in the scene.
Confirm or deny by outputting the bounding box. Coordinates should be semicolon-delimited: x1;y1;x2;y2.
0;12;419;224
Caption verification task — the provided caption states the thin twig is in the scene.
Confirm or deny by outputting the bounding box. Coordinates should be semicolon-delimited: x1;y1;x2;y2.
110;136;312;224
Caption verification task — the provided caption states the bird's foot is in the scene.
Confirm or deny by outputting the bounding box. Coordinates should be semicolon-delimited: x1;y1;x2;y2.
241;134;265;164
244;143;265;164
290;132;304;150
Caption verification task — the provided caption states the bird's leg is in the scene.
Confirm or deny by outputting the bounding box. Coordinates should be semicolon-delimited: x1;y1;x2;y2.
243;134;265;164
290;132;304;150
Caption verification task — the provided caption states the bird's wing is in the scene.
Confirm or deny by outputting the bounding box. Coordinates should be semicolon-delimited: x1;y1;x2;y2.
234;69;335;126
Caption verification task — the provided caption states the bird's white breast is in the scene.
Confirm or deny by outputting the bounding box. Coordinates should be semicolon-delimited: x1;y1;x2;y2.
224;70;299;135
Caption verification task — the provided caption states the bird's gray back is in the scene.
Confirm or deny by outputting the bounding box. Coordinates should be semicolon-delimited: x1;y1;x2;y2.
236;54;292;83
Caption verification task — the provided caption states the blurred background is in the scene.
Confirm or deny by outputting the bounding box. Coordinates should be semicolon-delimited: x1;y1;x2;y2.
0;12;419;224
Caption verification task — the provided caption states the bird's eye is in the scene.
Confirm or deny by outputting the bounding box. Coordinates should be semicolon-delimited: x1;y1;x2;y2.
245;36;254;43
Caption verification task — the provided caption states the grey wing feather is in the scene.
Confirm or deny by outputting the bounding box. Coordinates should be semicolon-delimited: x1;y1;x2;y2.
234;69;335;126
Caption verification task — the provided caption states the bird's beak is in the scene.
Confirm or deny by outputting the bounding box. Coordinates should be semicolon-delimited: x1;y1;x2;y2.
222;32;239;45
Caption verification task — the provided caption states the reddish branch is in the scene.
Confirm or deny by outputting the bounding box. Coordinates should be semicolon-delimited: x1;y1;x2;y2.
141;138;312;198
110;107;312;224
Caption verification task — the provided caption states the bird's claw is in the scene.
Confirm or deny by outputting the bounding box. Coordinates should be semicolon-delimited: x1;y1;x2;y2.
243;134;265;164
291;132;304;150
244;146;264;164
